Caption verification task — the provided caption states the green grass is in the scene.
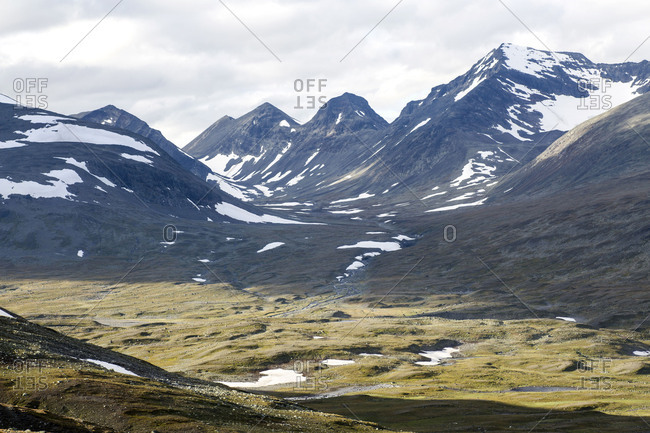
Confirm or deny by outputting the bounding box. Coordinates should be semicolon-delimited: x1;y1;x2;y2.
1;278;650;432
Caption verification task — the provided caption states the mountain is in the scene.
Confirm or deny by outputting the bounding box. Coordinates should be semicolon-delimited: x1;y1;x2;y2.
302;92;388;136
183;94;389;203
495;91;650;197
367;42;649;186
185;102;299;161
0;100;315;265
353;91;650;329
182;43;650;218
73;104;212;180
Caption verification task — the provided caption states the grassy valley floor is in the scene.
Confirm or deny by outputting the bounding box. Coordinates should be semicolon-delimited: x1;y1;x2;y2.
1;278;650;431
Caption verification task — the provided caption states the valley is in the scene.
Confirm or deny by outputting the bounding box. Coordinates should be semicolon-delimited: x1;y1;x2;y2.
1;42;649;432
2;277;650;432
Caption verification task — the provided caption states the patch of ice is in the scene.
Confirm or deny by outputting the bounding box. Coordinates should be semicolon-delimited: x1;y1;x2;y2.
0;169;83;200
393;235;415;241
193;277;207;283
207;174;253;202
257;242;285;253
360;353;384;357
219;368;305;388
336;113;343;124
409;118;431;134
198;259;210;263
20;124;159;154
55;157;116;187
450;159;497;188
266;170;293;183
501;44;574;76
305;149;320;166
279;119;290;128
329;209;363;215
77;250;84;258
415;348;460;366
633;351;650;357
322;359;355;366
84;359;138;376
0;308;15;318
530;79;641;132
120;153;153;166
426;199;487;213
215;202;318;225
254;184;273;198
422;191;447;200
202;152;261;179
337;241;401;252
346;261;365;271
18;114;71;124
455;75;487;101
286;168;308;186
556;317;576;322
0;139;27;149
261;202;313;207
448;192;476;202
331;193;375;204
260;154;284;175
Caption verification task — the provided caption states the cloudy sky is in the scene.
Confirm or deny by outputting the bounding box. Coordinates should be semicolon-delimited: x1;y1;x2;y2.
1;0;648;145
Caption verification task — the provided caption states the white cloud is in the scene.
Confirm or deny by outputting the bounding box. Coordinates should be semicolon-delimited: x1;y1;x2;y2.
0;0;648;146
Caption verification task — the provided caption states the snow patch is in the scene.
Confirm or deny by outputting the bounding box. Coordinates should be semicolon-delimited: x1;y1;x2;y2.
219;368;305;388
84;359;138;376
120;153;153;166
415;348;460;366
0;169;83;200
0;308;15;318
337;241;401;252
215;202;316;225
257;242;285;253
322;359;355;366
426;199;487;213
346;261;365;271
330;193;375;204
409;118;431;134
18;124;159;154
56;157;116;187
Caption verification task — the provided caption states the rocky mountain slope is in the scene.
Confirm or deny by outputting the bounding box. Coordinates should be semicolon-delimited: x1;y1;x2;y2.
495;92;650;197
183;43;650;218
0;308;389;432
0;100;316;265
354;91;650;329
73;104;213;181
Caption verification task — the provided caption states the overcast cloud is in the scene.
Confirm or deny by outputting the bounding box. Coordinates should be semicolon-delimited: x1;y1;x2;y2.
1;0;648;145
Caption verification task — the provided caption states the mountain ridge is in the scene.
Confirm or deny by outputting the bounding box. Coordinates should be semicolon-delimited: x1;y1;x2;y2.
180;43;650;211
